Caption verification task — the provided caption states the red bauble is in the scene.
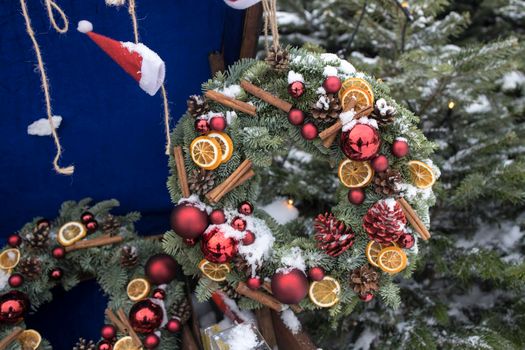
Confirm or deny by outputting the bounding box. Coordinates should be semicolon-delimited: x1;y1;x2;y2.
348;188;366;205
8;274;24;288
288;81;305;98
301;122;318;140
238;201;254;216
170;203;209;240
308;267;325;281
398;233;415;249
287;109;305;126
209;116;227;131
36;218;50;230
340;124;381;161
231;217;247;231
52;246;66;259
7;234;22;247
144;333;160;349
166;318;182;333
201;226;238;263
152;288;166;300
242;231;255;245
246;276;263;290
392;139;409;158
371;155;389;172
129;300;163;334
50;268;63;280
271;269;308;304
323;76;342;94
209;209;226;225
81;212;95;224
86;220;99;233
359;293;374;302
145;254;178;285
97;340;113;350
101;324;117;340
0;291;30;324
194;119;210;134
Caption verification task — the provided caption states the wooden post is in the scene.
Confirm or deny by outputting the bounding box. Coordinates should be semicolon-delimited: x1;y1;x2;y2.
239;4;263;59
271;309;317;350
209;51;225;75
255;307;277;349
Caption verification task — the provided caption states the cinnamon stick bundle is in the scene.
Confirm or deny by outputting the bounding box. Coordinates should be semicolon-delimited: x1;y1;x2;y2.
240;80;293;113
205;160;253;203
205;90;257;116
106;308;127;334
174;146;191;198
235;282;283;312
117;308;142;347
0;327;23;350
318;105;374;147
397;198;431;240
65;235;124;253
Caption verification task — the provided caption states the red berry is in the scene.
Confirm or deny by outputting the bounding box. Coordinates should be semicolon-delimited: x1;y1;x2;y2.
246;276;263;290
97;340;112;350
194;119;210;134
166;318;182;333
209;116;227;131
288;81;305;98
52;246;66;259
242;231;256;245
301;122;318;140
371;155;389;172
209;209;226;225
238;201;254;216
347;188;366;205
392;139;409;158
359;293;374;302
7;234;22;247
308;267;325;281
231;217;247;231
85;220;99;233
287;109;305;126
152;288;166;300
50;268;63;280
144;333;160;349
101;324;117;340
398;233;415;249
323;76;342;94
8;274;24;288
80;212;95;224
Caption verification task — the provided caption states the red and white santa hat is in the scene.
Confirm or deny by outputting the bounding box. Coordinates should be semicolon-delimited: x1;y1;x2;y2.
223;0;261;9
77;20;165;96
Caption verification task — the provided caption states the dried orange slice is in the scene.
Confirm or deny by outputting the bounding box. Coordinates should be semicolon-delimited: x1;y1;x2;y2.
366;241;398;267
338;159;374;188
198;259;230;282
377;246;407;274
207;131;233;164
339;77;374;104
18;329;42;350
341;87;372;111
127;278;151;301
407;160;436;189
0;248;20;271
190;136;223;170
308;276;341;308
57;222;87;246
114;336;143;350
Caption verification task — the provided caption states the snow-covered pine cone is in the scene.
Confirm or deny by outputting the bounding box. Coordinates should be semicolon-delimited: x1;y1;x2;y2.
187;95;209;117
72;338;96;350
24;224;50;248
265;46;289;72
312;93;342;120
170;298;192;324
314;212;355;257
101;214;121;236
188;169;216;196
120;245;139;267
363;199;407;244
17;257;42;280
373;168;402;196
350;264;380;297
371;98;396;126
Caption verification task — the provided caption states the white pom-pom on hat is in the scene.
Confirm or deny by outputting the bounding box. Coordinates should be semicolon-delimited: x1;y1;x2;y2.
77;20;93;33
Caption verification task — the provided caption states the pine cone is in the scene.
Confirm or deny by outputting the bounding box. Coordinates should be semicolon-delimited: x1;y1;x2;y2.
350;264;380;297
371;98;396;126
187;95;209;117
363;199;407;244
373;169;402;196
170;298;192;324
188;169;216;196
18;257;42;280
120;245;139;268
24;225;50;248
232;255;252;276
221;284;240;300
314;213;355;257
312;93;342;120
265;46;289;72
72;338;96;350
102;215;121;236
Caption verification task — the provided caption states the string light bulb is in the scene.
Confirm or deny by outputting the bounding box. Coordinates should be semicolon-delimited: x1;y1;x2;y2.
287;198;294;206
448;101;455;109
401;1;409;8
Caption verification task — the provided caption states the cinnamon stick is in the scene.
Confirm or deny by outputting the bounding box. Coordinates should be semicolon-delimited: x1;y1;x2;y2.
0;327;23;350
65;235;124;252
319;105;374;147
205;90;257;116
397;198;431;240
117;308;142;347
240;80;293;113
106;308;127;334
235;282;283;312
322;132;338;148
174;146;190;198
206;160;253;203
263;282;303;313
229;169;256;191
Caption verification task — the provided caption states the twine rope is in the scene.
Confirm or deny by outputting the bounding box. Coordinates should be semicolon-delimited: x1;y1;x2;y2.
262;0;280;52
45;0;69;33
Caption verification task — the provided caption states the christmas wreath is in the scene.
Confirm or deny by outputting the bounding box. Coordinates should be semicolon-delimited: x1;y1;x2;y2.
0;199;189;350
164;46;439;330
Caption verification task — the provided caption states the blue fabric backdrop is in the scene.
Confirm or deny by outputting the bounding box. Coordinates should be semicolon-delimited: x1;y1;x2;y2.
0;0;246;347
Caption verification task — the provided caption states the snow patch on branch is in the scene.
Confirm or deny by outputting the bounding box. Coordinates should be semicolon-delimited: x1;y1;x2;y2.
277;247;306;273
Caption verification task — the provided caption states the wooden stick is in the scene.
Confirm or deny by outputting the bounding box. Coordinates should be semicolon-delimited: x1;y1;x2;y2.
240;80;293;113
318;105;374;147
255;308;278;349
208;51;225;75
235;282;283;312
205;90;257;116
0;327;23;350
239;3;263;59
174;146;191;198
182;325;200;350
206;160;253;203
65;235;124;253
105;308;127;334
263;282;303;313
117;308;142;347
397;198;431;240
229;169;256;191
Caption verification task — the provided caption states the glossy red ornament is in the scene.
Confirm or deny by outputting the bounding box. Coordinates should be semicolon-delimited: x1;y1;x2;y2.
209;116;227;131
97;340;112;350
36;218;50;230
129;300;163;334
209;209;226;225
200;226;238;263
7;234;22;247
170;203;209;240
392;139;409;158
238;201;254;215
348;188;366;205
145;254;178;285
86;220;99;233
308;267;325;281
246;276;263;290
0;291;30;324
301;122;318;140
166;318;182;333
52;246;66;259
183;238;198;246
288;81;305;98
152;288;166;300
194;119;210;134
242;231;255;245
359;293;374;302
398;233;415;249
8;274;24;288
287;109;305;126
80;212;95;224
323;76;342;94
231;217;247;231
340;124;381;161
50;268;63;280
144;333;160;349
371;155;389;172
101;324;117;340
271;269;308;304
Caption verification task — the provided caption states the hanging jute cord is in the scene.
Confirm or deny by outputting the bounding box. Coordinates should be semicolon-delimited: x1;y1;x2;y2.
128;0;172;155
20;0;74;175
261;0;280;52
